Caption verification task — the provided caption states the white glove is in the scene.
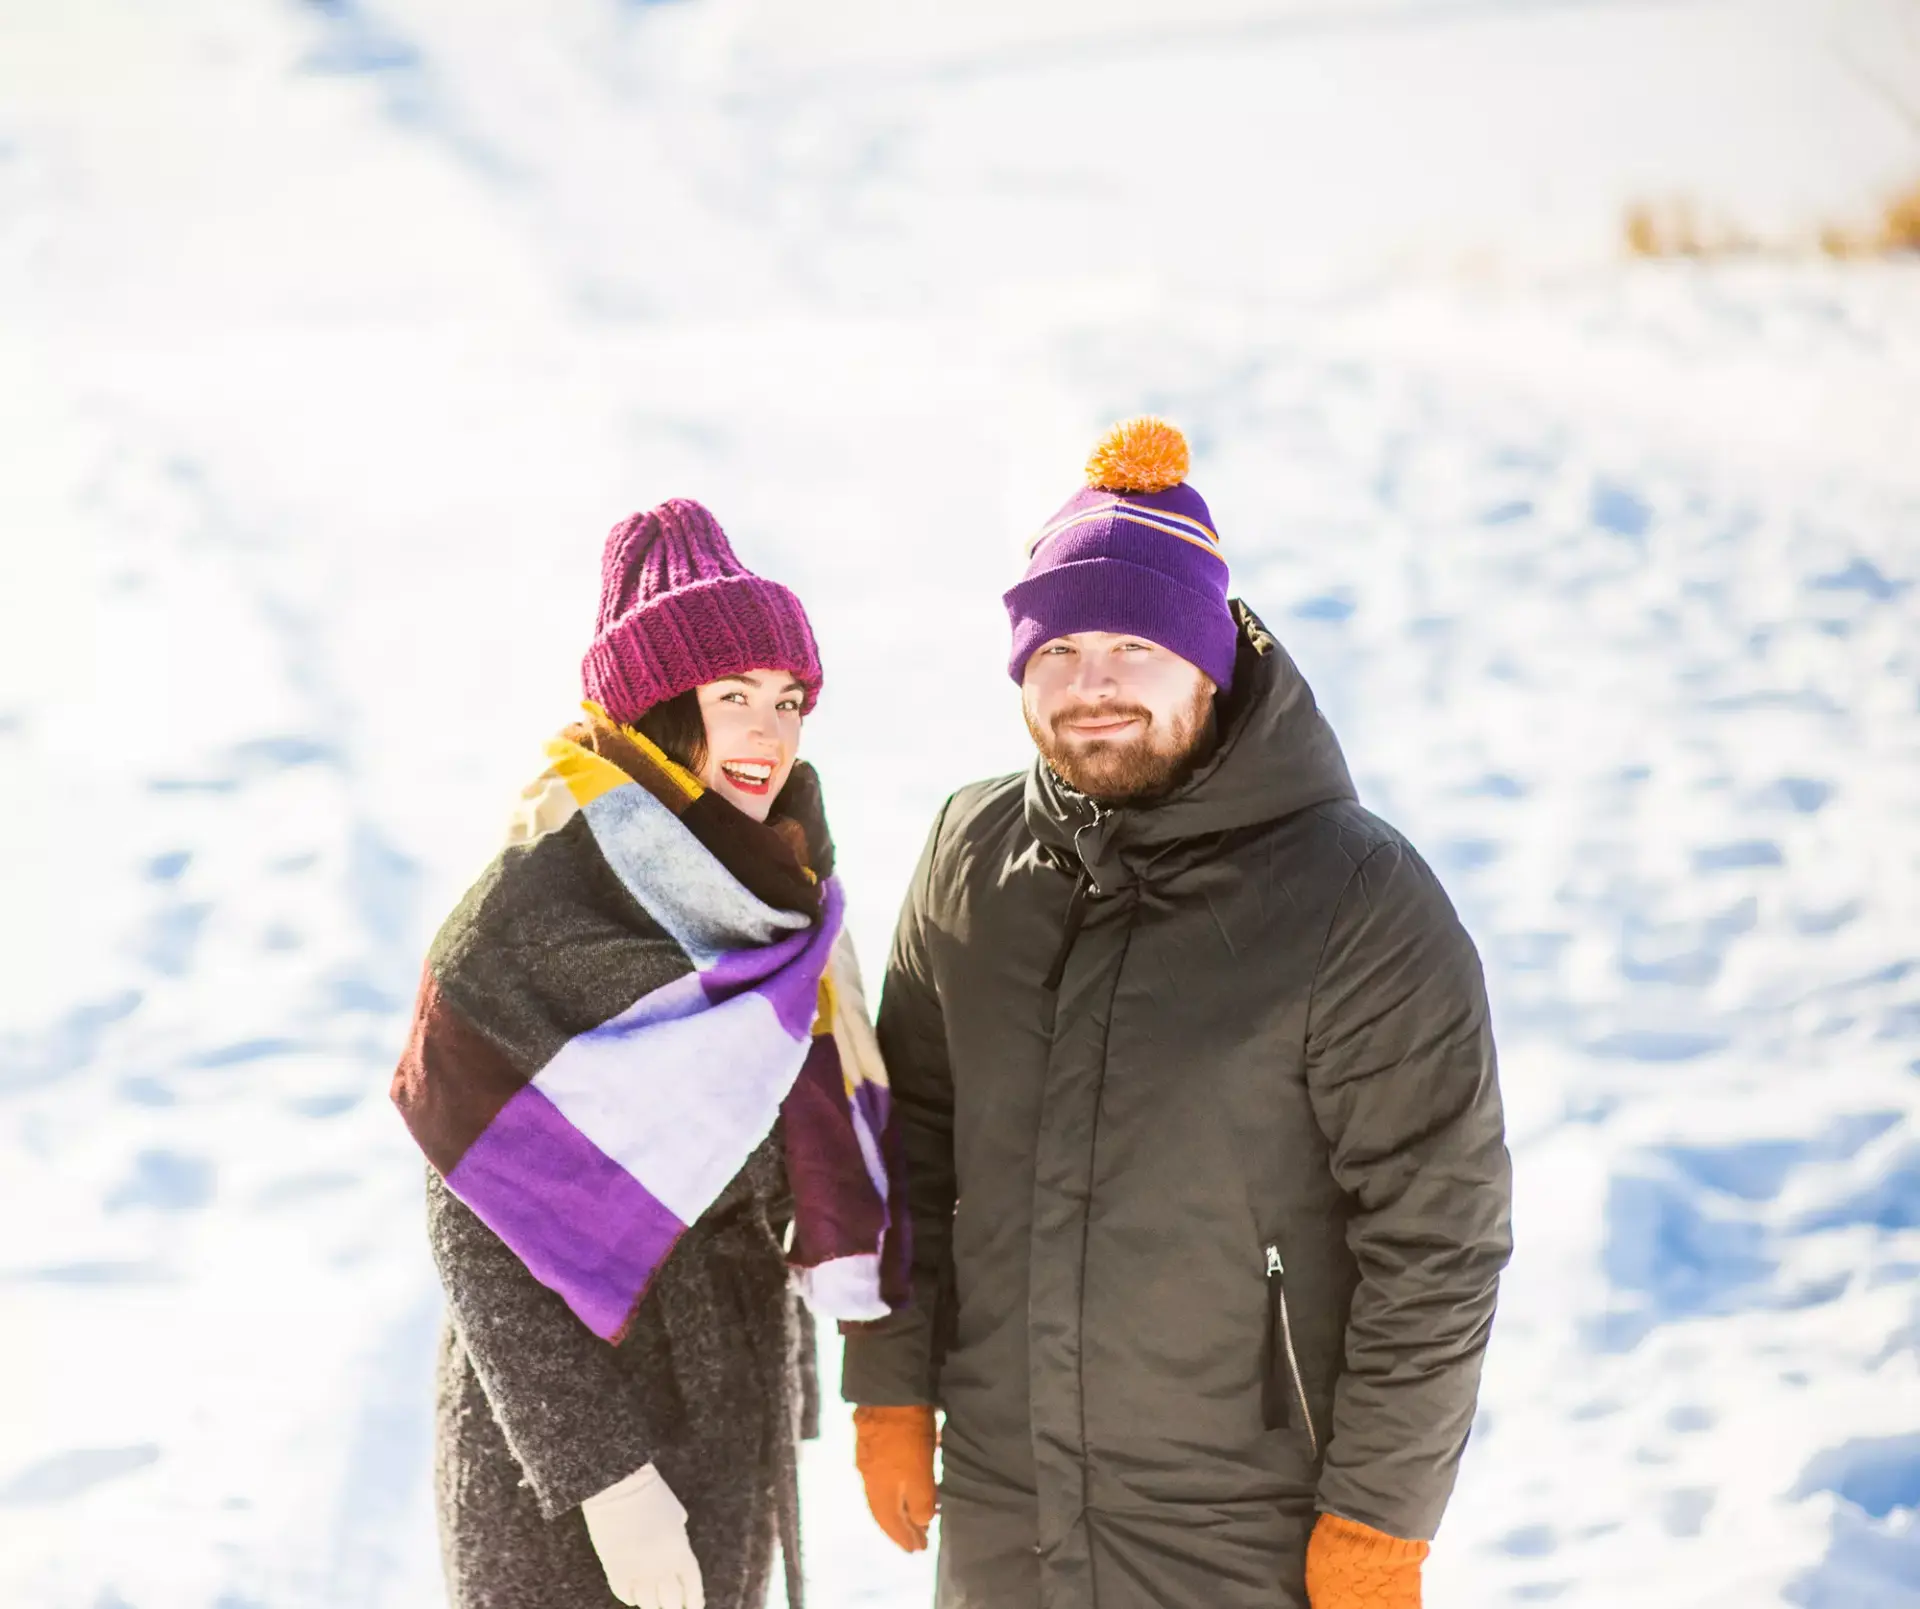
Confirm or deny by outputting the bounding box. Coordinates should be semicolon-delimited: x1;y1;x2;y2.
580;1464;705;1609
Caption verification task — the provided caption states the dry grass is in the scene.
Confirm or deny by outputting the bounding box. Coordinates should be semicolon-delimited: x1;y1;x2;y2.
1625;178;1920;261
1623;198;1754;260
1883;179;1920;251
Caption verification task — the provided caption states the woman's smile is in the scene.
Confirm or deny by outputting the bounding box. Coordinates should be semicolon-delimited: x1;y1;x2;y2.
718;758;778;796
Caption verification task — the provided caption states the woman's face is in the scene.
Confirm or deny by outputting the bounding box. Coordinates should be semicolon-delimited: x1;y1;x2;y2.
694;670;807;821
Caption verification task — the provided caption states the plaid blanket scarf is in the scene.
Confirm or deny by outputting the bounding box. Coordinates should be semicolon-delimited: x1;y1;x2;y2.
392;707;908;1342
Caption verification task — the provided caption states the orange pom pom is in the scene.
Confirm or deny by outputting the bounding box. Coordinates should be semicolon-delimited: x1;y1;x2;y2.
1085;417;1190;494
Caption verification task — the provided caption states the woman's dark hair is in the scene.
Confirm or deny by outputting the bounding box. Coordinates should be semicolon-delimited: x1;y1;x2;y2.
633;688;709;774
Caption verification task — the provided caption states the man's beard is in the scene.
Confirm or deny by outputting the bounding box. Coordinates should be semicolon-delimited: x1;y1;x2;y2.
1026;683;1218;805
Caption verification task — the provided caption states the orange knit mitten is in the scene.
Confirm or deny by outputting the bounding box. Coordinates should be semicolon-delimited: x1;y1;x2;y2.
852;1405;938;1554
1304;1513;1430;1609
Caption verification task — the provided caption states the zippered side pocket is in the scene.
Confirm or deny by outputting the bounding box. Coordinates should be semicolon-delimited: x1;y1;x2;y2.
1263;1243;1319;1457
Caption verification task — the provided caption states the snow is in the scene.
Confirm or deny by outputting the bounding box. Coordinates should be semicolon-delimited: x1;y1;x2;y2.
2;0;1918;1605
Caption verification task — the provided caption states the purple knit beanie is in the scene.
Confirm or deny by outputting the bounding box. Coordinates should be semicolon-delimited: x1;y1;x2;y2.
581;498;823;724
1004;418;1237;693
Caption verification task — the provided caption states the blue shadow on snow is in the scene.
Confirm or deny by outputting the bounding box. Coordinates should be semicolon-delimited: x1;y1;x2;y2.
1597;1114;1912;1348
105;1150;215;1213
0;991;143;1095
1788;1438;1920;1609
0;1446;160;1507
1809;558;1909;602
1590;480;1653;539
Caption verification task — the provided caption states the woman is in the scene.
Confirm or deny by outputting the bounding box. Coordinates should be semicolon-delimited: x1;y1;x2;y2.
392;499;909;1609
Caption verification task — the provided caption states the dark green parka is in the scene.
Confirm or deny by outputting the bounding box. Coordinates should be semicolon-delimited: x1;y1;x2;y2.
843;606;1512;1609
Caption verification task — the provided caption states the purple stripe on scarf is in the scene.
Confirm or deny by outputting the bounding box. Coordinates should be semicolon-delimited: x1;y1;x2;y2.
448;1084;684;1340
699;878;845;1040
849;1078;893;1205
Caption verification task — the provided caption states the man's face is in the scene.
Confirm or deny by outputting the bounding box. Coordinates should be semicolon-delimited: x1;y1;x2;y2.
1021;631;1217;804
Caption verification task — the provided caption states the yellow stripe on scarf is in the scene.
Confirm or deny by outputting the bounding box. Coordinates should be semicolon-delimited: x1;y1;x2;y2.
544;736;636;810
544;701;708;807
510;706;716;855
814;963;838;1041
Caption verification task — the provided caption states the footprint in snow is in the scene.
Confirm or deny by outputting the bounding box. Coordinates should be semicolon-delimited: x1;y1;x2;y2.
105;1149;215;1213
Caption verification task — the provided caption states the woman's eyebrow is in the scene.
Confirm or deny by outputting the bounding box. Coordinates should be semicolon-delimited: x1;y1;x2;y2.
710;672;806;696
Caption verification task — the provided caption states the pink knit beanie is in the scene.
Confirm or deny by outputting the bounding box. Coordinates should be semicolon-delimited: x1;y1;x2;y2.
580;499;822;724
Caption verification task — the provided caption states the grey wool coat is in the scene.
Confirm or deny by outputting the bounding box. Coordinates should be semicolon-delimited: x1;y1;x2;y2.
430;1130;819;1609
841;604;1513;1609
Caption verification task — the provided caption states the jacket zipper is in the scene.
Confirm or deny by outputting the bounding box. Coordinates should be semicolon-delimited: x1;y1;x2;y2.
1044;799;1117;993
1265;1243;1318;1457
1042;866;1095;993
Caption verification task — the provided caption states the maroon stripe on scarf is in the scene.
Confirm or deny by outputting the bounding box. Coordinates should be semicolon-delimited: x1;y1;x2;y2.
391;963;530;1173
781;1034;887;1267
682;792;822;919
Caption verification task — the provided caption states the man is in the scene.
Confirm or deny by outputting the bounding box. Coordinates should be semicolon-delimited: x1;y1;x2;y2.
844;418;1512;1609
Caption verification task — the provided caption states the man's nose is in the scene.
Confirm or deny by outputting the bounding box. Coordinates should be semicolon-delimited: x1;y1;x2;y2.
1070;659;1118;698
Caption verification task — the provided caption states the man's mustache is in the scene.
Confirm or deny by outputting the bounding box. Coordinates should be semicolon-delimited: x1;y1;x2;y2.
1050;704;1154;738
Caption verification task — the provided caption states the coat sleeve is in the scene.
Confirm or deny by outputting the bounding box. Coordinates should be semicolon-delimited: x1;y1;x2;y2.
1304;839;1513;1542
839;798;958;1408
427;1168;658;1519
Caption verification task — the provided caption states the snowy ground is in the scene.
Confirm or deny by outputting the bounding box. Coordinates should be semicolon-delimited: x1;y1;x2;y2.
3;1;1919;1606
